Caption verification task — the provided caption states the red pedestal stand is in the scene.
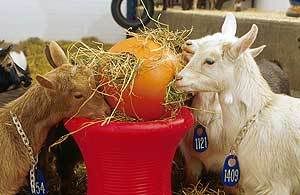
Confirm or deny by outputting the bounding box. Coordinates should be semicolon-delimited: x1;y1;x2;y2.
64;108;194;195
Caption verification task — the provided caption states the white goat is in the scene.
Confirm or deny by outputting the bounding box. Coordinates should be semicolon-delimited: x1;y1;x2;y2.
180;35;286;188
176;13;300;195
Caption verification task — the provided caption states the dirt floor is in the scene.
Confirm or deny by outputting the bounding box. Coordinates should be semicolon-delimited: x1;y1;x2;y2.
2;38;225;195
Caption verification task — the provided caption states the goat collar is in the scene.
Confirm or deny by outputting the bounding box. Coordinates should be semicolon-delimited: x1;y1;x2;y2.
10;111;38;194
229;101;270;154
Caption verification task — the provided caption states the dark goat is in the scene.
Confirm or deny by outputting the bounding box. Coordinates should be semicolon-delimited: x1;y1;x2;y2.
0;44;32;93
257;59;291;95
42;124;83;195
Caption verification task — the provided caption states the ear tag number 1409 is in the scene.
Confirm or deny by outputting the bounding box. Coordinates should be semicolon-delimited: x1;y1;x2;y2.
221;154;240;187
193;124;208;153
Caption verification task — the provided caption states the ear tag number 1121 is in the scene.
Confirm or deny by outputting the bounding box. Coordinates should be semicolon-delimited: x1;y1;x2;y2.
193;124;208;153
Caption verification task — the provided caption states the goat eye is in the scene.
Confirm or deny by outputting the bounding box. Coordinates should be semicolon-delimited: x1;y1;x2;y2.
73;93;83;99
205;58;215;65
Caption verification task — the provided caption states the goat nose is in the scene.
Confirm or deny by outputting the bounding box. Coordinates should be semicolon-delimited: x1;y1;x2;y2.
185;40;193;46
105;107;112;116
175;75;183;81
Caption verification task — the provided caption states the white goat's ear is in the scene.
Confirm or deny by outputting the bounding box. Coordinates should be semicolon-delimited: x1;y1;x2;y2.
229;24;258;59
36;75;56;90
221;13;237;36
248;45;266;58
45;41;68;68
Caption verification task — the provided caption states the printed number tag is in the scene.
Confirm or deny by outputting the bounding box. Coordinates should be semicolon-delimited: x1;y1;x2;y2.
193;124;208;153
32;168;48;195
221;154;240;187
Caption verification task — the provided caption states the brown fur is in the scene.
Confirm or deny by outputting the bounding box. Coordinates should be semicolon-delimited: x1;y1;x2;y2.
0;42;110;194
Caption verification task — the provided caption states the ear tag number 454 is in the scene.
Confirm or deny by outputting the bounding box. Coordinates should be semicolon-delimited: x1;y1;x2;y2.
32;167;48;195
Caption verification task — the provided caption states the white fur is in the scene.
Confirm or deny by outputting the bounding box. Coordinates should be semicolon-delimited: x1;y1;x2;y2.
9;51;27;71
177;13;300;194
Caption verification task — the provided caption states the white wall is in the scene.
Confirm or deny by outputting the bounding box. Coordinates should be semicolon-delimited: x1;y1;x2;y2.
0;0;291;43
221;0;290;11
0;0;126;43
256;0;290;11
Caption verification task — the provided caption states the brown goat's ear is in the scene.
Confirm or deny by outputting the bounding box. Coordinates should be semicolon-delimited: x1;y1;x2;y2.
36;75;56;90
45;45;57;68
45;41;68;68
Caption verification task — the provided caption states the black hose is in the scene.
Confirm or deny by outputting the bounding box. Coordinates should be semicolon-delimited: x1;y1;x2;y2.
111;0;154;29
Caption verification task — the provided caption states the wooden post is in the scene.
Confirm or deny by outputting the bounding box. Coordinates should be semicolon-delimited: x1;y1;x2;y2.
251;0;255;8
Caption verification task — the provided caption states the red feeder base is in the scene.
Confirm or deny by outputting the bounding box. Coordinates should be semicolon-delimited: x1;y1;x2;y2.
64;108;194;195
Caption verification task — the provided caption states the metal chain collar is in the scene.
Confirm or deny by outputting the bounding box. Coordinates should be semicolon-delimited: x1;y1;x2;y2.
229;102;269;154
10;111;38;194
229;113;258;154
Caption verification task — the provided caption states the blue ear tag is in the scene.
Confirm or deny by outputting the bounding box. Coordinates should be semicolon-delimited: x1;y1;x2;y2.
221;154;240;187
193;124;208;153
32;167;48;195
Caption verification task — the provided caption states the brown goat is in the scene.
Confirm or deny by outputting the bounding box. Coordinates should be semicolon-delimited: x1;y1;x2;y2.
0;41;110;194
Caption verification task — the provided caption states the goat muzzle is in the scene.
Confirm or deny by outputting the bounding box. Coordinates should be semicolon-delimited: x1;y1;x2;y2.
175;75;183;81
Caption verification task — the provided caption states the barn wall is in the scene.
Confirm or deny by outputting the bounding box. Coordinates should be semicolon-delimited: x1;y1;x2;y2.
0;0;126;43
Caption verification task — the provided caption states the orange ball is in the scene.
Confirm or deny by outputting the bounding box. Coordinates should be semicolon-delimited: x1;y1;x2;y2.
105;37;181;121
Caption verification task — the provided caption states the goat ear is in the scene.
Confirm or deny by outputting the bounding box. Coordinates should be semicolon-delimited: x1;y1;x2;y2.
221;13;237;36
0;44;13;57
45;45;57;68
0;44;13;62
45;41;68;68
228;24;258;59
36;75;56;90
249;45;266;58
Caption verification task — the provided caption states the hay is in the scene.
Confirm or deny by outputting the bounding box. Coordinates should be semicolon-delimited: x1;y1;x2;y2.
127;20;193;110
50;20;195;152
14;37;112;80
182;181;226;195
66;21;193;122
14;38;227;195
66;41;140;123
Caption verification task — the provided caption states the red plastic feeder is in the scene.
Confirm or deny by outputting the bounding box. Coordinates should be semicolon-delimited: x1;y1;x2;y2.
64;108;194;195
